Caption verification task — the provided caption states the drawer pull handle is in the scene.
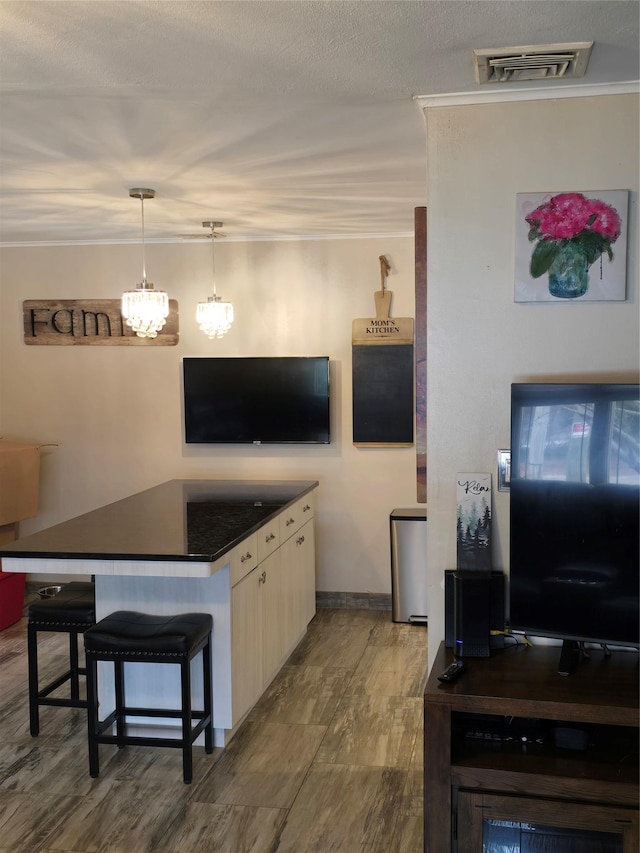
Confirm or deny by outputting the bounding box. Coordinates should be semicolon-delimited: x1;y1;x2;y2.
265;532;275;543
286;517;295;526
240;552;252;563
258;571;267;584
296;535;305;546
303;504;311;512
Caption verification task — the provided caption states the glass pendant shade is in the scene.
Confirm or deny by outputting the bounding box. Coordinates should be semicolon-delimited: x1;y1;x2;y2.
122;285;169;339
197;220;233;339
197;296;234;339
122;188;169;339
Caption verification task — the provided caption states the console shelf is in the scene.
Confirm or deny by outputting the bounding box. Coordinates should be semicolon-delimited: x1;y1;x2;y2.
424;642;639;851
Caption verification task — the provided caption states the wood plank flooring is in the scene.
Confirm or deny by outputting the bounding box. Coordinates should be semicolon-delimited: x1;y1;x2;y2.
0;605;426;852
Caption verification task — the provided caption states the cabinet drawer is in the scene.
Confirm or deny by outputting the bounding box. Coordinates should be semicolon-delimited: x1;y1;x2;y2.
279;493;315;541
229;533;258;587
257;519;280;563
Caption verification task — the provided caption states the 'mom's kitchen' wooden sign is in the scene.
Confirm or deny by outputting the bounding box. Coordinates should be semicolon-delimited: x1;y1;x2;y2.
351;256;414;447
23;300;179;346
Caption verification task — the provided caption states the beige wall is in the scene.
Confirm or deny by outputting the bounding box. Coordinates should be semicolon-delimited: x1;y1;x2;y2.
0;235;421;592
425;93;639;669
1;92;638;673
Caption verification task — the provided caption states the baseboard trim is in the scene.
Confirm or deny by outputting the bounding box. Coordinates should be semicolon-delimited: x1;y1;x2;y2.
25;582;392;613
316;591;391;611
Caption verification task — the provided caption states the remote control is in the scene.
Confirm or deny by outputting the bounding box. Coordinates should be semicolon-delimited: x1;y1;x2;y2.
437;660;465;683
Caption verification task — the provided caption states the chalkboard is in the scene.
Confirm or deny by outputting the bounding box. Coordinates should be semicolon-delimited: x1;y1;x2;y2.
352;344;414;445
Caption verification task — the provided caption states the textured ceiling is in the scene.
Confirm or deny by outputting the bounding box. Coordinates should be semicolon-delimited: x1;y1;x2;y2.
1;1;638;244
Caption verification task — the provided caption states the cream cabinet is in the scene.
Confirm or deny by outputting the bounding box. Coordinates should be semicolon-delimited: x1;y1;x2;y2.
257;515;280;563
280;517;316;656
228;533;258;586
230;562;263;721
260;550;285;686
231;496;315;726
300;519;316;625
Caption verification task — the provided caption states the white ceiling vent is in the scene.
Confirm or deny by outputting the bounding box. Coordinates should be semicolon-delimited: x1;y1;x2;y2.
474;42;593;84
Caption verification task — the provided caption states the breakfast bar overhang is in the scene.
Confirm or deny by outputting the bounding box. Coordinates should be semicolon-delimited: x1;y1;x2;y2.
0;479;319;746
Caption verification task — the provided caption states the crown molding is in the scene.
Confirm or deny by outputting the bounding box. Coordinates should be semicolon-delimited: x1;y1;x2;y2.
0;232;414;249
414;80;640;109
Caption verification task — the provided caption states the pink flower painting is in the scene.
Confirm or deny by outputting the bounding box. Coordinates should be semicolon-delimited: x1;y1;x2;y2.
515;191;628;302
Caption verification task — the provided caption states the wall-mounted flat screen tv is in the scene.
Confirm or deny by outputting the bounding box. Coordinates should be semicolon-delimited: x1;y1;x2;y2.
183;357;330;444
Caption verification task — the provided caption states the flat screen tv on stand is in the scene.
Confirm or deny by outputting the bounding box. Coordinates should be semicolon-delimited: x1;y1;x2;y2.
509;382;640;675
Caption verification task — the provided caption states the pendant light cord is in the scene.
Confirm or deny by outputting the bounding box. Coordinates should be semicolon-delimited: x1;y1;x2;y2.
210;224;217;299
140;194;147;285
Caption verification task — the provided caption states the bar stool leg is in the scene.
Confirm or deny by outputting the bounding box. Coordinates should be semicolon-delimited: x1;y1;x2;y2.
86;656;100;778
203;636;214;754
180;657;193;783
114;660;126;745
69;630;80;702
28;624;40;737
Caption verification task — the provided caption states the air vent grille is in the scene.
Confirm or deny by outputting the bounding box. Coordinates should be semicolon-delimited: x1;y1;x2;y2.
474;42;593;84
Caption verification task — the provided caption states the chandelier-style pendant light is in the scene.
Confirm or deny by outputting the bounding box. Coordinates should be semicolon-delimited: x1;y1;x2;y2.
196;221;234;340
122;188;169;339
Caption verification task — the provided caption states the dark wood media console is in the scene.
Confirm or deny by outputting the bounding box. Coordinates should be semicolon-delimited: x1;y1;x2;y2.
424;641;639;852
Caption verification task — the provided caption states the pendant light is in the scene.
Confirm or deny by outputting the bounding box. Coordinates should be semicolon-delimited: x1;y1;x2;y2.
121;188;169;339
196;221;234;339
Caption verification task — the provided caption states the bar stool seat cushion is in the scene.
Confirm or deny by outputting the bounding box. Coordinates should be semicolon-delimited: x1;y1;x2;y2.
84;611;213;656
28;582;96;626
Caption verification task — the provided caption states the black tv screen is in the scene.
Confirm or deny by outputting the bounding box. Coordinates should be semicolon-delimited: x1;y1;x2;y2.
183;357;330;444
510;383;640;650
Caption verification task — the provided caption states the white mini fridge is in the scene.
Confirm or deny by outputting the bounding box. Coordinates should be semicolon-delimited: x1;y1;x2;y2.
390;508;428;624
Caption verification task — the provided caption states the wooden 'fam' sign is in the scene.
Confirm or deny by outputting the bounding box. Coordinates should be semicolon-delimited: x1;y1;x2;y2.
23;300;179;345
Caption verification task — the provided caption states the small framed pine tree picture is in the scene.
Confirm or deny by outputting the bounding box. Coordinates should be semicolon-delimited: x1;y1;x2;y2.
456;473;492;572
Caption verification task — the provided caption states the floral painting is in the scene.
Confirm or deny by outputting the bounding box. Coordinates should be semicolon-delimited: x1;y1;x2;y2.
515;190;628;302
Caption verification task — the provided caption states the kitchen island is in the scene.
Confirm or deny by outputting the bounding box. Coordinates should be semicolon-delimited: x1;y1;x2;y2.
0;479;319;745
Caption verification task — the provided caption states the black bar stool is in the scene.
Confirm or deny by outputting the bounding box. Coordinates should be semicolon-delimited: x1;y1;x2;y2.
28;580;96;736
83;611;214;784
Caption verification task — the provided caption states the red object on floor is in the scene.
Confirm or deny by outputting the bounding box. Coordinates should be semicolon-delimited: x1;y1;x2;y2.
0;570;26;630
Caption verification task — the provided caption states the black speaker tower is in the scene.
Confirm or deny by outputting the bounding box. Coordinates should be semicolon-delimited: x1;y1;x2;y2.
445;570;505;657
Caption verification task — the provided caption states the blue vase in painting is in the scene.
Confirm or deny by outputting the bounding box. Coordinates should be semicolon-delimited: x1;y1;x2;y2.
548;242;589;299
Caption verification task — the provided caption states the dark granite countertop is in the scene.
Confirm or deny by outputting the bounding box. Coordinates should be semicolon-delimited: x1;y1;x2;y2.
0;479;318;563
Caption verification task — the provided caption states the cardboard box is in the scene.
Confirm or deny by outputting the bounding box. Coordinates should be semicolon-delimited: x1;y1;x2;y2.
0;440;40;525
0;570;26;631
